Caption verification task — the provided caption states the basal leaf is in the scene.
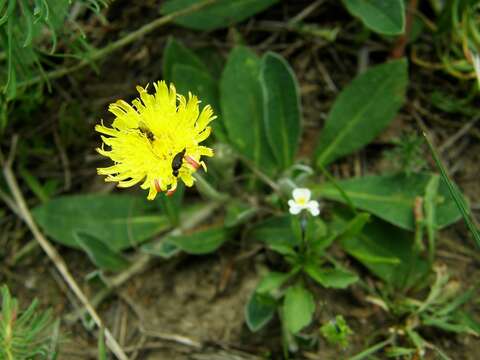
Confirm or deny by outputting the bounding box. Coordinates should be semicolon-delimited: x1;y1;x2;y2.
220;46;276;173
245;291;276;332
342;0;405;35
162;38;226;140
314;59;408;167
315;173;462;231
249;215;298;247
163;37;209;81
304;265;358;289
339;216;429;289
160;0;279;31
260;52;301;169
171;64;226;140
32;194;170;251
167;226;230;254
74;232;130;272
256;271;293;294
283;284;315;334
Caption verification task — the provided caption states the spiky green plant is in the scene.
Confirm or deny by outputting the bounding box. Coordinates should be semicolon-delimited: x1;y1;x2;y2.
0;0;108;101
0;285;56;359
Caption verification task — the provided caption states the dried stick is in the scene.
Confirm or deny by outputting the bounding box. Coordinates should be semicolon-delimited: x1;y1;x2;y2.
1;137;129;360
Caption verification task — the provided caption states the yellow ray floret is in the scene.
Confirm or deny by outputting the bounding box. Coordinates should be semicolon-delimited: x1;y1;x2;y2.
96;81;215;200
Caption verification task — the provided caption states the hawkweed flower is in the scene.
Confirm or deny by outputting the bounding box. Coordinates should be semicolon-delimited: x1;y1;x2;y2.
96;81;215;200
288;188;320;216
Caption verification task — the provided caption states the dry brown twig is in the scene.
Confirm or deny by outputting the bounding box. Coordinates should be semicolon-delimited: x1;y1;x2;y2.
0;135;129;360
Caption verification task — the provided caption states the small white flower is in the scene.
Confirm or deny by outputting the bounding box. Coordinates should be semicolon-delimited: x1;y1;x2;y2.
288;188;320;216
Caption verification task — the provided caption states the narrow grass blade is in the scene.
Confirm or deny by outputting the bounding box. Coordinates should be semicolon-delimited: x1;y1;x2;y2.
423;132;480;248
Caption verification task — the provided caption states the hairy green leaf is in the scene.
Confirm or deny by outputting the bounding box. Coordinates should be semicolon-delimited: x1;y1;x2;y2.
283;284;315;334
343;0;405;35
220;46;276;173
315;59;408;167
260;52;301;169
245;291;276;332
315;173;462;231
160;0;279;31
32;194;170;251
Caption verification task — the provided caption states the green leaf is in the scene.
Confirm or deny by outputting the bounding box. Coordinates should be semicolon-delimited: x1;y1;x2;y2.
224;201;257;227
424;133;480;248
339;216;429;289
172;64;219;109
163;37;226;140
32;194;170;251
74;232;130;272
304;266;358;289
163;37;209;81
160;0;279;31
315;173;462;231
220;46;276;173
141;240;180;259
249;215;299;248
256;271;294;294
167;226;230;254
245;291;276;332
171;65;226;141
157;183;185;226
260;52;301;169
98;328;107;360
283;284;315;334
19;167;51;203
342;0;405;35
320;315;352;348
314;59;408;167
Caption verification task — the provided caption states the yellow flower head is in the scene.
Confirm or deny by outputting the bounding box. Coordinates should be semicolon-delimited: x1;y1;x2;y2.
95;81;215;200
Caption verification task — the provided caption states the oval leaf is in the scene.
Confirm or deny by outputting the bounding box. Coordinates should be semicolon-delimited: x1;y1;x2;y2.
172;64;226;140
343;0;405;35
256;271;292;294
32;194;170;251
315;58;408;167
245;291;276;332
74;232;129;272
304;266;358;289
220;46;276;173
163;37;209;82
283;284;315;334
260;52;301;169
167;227;229;254
315;173;462;231
161;0;279;31
339;217;429;289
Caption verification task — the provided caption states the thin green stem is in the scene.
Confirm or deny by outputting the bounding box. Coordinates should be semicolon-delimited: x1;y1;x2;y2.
348;336;394;360
237;154;280;193
423;132;480;248
16;0;218;89
193;172;229;202
319;165;357;214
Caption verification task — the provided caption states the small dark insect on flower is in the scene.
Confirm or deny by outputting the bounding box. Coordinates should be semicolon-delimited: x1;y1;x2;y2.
171;148;186;177
139;125;155;141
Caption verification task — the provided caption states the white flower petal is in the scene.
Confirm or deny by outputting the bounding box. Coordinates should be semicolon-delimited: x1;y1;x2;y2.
307;200;320;216
289;204;302;215
292;188;311;202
